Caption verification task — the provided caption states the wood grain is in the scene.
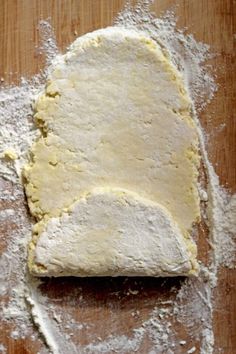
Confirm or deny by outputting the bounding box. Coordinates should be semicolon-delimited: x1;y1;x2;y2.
0;1;235;353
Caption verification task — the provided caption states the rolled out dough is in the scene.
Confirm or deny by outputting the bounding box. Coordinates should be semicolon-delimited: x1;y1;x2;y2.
24;27;200;277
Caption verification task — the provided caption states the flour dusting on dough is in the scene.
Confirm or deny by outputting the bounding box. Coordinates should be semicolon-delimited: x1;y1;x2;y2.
0;1;235;354
25;27;201;278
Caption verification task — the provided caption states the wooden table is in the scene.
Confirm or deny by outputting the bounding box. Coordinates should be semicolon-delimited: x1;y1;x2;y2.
0;1;235;353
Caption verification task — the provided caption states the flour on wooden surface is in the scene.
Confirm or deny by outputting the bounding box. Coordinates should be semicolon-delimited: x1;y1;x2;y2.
0;1;235;353
0;344;6;354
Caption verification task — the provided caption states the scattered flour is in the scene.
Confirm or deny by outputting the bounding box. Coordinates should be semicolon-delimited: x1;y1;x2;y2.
0;1;235;354
37;20;59;66
85;307;174;353
25;279;78;354
0;78;41;181
0;344;6;354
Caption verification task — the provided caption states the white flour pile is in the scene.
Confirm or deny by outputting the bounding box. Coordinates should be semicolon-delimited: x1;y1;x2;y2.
0;1;235;353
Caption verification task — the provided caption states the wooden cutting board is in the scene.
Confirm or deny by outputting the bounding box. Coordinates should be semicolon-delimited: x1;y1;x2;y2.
0;1;235;353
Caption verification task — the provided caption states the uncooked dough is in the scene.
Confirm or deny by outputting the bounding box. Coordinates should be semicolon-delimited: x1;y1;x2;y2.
24;27;200;277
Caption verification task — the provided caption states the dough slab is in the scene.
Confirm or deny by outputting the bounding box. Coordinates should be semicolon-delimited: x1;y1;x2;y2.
24;27;200;277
